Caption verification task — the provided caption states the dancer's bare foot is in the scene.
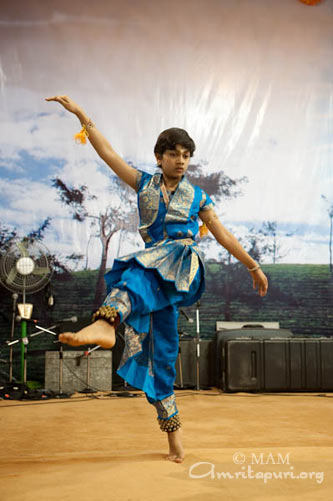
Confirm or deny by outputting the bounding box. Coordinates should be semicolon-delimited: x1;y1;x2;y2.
166;429;184;463
59;320;116;349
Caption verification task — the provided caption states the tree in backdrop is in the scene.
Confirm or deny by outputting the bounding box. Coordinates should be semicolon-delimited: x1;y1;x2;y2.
0;223;17;248
26;217;52;242
321;195;333;276
186;162;247;201
257;221;295;264
52;175;137;309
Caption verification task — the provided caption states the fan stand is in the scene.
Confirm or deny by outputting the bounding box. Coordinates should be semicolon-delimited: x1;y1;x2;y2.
9;293;19;382
17;300;33;383
0;238;54;385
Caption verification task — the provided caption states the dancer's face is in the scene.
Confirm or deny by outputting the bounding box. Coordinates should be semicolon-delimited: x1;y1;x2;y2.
156;144;191;181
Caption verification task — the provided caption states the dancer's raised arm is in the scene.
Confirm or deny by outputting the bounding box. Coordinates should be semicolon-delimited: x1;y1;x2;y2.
45;95;138;190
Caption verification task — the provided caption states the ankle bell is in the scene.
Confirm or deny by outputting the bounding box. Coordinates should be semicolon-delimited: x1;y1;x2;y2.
92;305;120;329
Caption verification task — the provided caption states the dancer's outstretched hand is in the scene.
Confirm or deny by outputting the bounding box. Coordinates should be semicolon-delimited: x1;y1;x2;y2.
45;95;81;115
250;268;268;297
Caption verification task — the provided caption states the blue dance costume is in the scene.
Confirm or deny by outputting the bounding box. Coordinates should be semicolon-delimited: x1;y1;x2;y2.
101;170;214;430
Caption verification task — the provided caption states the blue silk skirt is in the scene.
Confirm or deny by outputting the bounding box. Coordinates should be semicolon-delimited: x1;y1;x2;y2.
102;238;205;419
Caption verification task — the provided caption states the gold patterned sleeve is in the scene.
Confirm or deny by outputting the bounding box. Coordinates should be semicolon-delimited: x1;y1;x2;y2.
135;170;143;193
199;189;215;211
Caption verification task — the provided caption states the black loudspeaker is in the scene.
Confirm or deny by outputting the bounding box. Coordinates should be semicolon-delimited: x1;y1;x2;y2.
222;337;333;392
213;327;294;389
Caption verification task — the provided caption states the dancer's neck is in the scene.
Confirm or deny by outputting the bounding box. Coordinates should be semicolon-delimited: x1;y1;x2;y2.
162;174;182;192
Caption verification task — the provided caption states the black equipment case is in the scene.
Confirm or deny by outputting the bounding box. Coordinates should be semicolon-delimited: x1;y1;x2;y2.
221;337;333;392
214;325;293;389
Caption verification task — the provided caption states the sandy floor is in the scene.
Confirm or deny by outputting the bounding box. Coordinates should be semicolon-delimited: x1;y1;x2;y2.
0;389;332;501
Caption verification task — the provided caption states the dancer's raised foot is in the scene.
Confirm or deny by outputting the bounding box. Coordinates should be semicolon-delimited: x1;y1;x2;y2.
166;429;185;463
59;320;116;349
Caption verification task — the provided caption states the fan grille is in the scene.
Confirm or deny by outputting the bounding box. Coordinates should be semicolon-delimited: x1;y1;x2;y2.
0;238;53;294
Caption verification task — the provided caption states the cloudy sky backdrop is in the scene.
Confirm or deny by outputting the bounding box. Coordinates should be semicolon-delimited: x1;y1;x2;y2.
0;0;332;268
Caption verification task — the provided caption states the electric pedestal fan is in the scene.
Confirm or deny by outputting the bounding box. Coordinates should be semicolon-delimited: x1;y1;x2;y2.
0;238;53;382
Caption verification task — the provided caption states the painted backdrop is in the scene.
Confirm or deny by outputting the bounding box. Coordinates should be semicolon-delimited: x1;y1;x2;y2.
0;0;332;367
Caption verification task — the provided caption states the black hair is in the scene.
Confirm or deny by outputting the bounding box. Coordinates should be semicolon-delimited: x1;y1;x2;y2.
154;128;196;157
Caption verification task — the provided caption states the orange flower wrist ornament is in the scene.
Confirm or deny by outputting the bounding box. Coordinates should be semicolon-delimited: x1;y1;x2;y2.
74;120;95;144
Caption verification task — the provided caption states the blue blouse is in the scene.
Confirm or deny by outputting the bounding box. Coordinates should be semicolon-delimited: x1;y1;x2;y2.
136;170;214;247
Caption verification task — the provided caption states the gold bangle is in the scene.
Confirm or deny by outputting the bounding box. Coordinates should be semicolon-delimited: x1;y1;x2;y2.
86;119;95;129
247;262;260;272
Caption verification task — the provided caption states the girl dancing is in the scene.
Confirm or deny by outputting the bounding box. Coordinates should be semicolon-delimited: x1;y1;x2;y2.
46;95;268;463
